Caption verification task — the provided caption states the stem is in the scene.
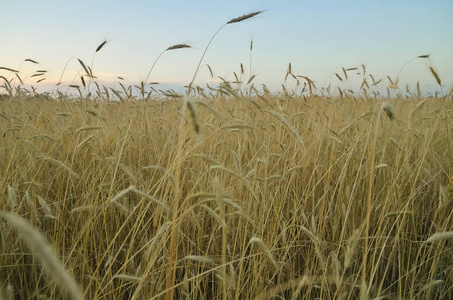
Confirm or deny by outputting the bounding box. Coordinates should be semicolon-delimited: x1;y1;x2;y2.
56;57;77;92
165;99;188;300
249;40;253;83
144;49;167;87
361;107;380;299
87;53;97;98
395;57;417;83
188;23;227;95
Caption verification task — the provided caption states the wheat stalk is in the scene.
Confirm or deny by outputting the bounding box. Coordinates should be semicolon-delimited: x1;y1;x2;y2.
394;54;432;88
186;98;200;133
1;212;84;300
85;40;109;96
143;44;191;89
263;109;306;150
188;11;263;94
249;237;278;269
40;156;80;179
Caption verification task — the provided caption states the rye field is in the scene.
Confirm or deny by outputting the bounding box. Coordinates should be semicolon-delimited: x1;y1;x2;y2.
1;10;453;300
0;88;452;299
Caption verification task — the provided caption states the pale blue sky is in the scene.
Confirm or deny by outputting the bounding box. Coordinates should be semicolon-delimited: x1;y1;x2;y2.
1;0;452;95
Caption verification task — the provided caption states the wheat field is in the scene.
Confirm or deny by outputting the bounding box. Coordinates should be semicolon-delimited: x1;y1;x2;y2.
0;90;452;299
1;9;452;299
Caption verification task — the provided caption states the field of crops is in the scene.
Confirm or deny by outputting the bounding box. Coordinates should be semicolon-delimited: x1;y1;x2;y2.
1;88;452;299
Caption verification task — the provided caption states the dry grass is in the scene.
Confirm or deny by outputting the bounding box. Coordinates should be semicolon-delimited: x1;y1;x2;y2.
0;92;452;299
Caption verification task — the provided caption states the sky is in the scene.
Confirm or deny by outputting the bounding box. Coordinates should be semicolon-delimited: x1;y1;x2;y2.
1;0;452;96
